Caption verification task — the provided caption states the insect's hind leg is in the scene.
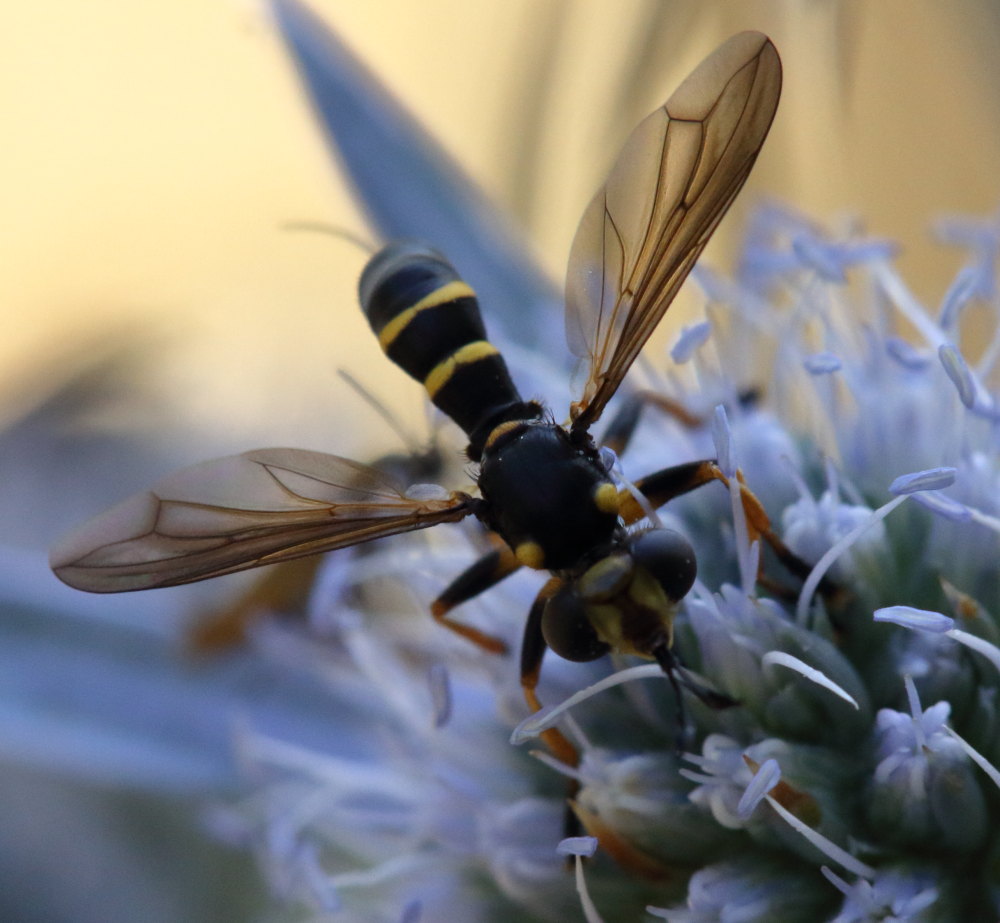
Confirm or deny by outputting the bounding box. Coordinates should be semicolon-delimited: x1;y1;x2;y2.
599;390;705;457
188;556;322;652
602;387;762;458
429;543;522;654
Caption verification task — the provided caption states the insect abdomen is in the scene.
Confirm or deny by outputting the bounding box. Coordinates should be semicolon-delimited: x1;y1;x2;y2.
359;243;535;459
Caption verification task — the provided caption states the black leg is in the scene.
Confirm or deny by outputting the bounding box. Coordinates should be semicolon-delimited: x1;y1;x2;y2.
429;545;520;654
520;577;585;843
621;458;723;524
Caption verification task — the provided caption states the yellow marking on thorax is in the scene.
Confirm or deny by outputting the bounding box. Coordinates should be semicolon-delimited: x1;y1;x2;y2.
514;540;545;569
377;280;476;351
484;419;521;452
592;482;620;516
424;340;499;398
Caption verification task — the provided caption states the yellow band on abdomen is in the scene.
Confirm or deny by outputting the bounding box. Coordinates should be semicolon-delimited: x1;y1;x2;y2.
424;340;499;398
377;280;476;351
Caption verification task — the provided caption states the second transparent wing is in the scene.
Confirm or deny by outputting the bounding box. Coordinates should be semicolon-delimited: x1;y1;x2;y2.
51;448;475;592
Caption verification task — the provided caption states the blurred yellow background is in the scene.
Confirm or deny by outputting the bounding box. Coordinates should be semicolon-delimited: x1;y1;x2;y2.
2;7;998;919
4;1;999;516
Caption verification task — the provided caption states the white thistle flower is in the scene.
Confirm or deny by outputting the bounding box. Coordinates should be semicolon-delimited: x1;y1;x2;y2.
214;5;1000;920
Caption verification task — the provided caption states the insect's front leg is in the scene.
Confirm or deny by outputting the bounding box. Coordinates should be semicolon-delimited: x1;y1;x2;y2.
521;576;586;848
520;576;579;769
619;458;725;523
627;459;841;602
627;457;778;547
704;467;842;602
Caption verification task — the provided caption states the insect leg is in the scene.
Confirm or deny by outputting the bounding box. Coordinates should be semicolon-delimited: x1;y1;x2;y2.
619;458;723;524
626;460;840;600
599;390;704;456
721;470;842;602
628;458;778;547
520;576;579;768
188;557;323;652
429;544;520;654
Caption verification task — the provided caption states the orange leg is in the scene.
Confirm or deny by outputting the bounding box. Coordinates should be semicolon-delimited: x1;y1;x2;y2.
188;556;322;652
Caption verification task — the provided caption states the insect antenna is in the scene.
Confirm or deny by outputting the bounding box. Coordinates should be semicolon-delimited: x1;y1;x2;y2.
279;220;377;255
337;368;434;462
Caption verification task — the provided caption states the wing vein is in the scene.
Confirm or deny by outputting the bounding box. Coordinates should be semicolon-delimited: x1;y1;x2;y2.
565;33;781;430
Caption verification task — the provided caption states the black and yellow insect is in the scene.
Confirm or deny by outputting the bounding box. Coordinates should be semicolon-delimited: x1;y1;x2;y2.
51;33;783;749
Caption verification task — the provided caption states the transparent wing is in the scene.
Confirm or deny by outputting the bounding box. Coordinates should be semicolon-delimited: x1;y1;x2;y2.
51;448;474;592
566;31;782;430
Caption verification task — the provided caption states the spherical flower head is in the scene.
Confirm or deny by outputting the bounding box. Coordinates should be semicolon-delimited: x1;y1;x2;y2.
217;6;1000;919
217;200;1000;920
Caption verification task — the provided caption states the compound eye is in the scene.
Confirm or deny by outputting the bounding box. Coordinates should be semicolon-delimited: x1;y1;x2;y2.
630;529;697;602
541;587;611;663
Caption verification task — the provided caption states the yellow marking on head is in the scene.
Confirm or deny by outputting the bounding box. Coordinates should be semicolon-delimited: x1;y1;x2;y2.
484;419;521;451
577;553;631;602
424;340;498;398
625;570;676;648
377;280;476;351
514;540;545;569
585;603;626;650
592;481;620;516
